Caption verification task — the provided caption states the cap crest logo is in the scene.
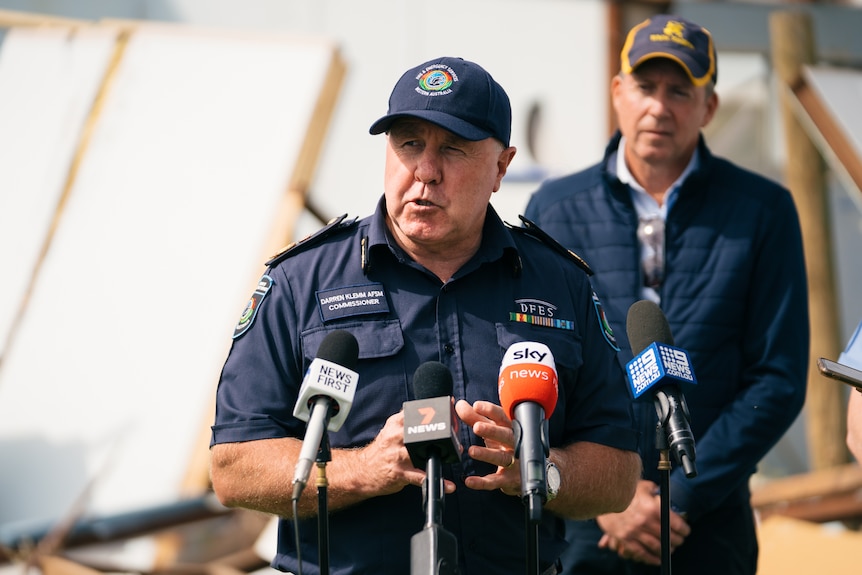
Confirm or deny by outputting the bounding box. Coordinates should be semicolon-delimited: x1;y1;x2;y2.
416;64;457;96
651;21;695;51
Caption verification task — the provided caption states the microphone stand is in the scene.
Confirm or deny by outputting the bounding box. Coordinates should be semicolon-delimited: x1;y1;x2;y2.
513;411;548;575
525;512;539;575
655;426;671;575
653;388;696;575
316;431;332;575
410;452;458;575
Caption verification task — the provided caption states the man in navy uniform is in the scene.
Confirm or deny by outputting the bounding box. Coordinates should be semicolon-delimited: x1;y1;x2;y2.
210;56;641;575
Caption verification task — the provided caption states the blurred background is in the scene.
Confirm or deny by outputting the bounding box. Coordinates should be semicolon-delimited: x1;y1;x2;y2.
0;1;861;574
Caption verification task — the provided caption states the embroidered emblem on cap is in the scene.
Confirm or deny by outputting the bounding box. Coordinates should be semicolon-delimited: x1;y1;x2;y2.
416;65;457;96
233;275;273;339
592;290;620;351
652;20;692;49
510;298;574;331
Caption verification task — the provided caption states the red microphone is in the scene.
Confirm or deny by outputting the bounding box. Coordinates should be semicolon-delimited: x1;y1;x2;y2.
498;341;558;520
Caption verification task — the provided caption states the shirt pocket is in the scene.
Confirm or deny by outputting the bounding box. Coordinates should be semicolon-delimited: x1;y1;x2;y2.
496;322;582;372
496;322;583;441
301;320;406;447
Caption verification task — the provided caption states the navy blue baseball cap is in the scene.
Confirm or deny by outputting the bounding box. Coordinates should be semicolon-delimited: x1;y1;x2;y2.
369;57;511;147
621;15;717;87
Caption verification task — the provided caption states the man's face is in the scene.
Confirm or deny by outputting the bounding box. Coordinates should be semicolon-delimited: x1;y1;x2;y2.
383;118;515;257
611;59;717;171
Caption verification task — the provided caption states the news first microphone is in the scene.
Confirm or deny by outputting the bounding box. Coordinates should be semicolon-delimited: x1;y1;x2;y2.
403;361;462;469
291;330;359;500
498;341;558;522
625;300;697;478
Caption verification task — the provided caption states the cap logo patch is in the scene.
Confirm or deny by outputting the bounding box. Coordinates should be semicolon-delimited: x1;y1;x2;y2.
416;65;457;96
651;21;694;51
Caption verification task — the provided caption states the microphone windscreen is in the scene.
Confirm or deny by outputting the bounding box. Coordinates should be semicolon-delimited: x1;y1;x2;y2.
316;330;359;369
413;361;454;399
498;342;558;419
626;300;674;354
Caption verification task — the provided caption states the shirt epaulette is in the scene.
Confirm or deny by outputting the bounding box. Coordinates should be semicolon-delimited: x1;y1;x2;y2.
508;215;594;276
265;214;358;267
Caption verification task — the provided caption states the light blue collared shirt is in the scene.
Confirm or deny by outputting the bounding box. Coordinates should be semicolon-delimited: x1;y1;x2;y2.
614;136;699;303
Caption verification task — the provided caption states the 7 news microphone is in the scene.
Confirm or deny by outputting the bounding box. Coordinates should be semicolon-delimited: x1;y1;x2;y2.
625;300;697;478
402;361;461;575
497;341;558;522
403;361;462;469
291;330;359;500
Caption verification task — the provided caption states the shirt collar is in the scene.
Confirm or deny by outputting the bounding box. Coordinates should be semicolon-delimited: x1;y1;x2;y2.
365;196;518;275
614;135;699;218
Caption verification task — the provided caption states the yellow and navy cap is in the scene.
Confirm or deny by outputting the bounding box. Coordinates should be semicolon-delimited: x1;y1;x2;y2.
621;15;717;87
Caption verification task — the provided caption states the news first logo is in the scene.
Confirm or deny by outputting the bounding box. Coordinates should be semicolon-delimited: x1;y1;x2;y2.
307;359;355;396
293;358;359;431
626;343;696;399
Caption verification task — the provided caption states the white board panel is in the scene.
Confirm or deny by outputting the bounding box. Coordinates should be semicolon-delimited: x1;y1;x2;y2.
0;22;341;545
0;25;117;357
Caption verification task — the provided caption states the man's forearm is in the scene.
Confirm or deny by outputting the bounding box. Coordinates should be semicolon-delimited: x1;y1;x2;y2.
546;441;641;520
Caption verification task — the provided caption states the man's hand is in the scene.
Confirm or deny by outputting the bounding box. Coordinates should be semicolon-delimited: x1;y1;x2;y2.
596;479;690;565
454;399;521;494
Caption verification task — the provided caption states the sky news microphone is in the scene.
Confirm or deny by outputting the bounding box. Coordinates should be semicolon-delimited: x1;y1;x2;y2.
403;361;462;469
498;341;558;521
291;330;359;500
625;300;697;478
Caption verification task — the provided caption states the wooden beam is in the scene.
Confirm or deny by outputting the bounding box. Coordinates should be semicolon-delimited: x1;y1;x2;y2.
769;10;846;471
752;463;862;523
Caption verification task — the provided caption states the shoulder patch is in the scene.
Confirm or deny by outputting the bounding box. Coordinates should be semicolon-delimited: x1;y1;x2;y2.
592;290;620;351
508;215;594;276
233;275;273;339
265;214;358;267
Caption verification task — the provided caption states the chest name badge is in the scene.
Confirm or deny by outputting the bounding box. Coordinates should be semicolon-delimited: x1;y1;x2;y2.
317;283;389;323
509;298;574;331
233;275;273;339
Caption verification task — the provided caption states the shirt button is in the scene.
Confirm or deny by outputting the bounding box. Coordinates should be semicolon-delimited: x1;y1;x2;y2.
444;343;455;354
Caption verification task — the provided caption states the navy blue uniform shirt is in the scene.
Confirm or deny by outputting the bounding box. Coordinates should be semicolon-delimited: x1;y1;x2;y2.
211;197;638;575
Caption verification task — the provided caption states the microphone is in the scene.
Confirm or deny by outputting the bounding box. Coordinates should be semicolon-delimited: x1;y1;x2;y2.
403;362;460;575
625;300;697;478
498;341;558;521
291;330;359;500
403;361;462;469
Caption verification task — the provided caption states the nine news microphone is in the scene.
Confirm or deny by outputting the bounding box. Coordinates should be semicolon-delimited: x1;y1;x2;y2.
291;330;359;500
625;300;697;478
498;341;558;521
403;361;462;469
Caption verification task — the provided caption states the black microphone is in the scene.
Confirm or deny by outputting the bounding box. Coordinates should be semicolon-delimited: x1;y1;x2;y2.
403;362;460;575
625;300;697;478
291;330;359;500
403;361;462;469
